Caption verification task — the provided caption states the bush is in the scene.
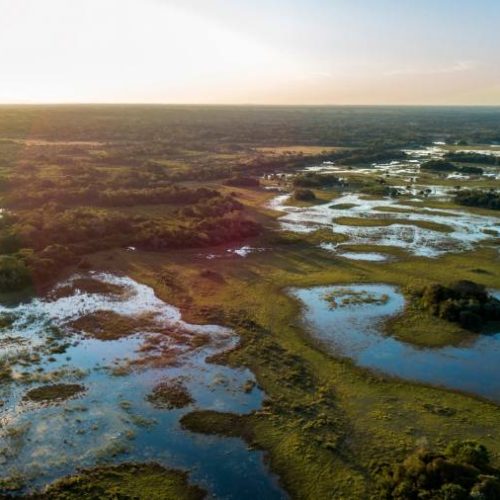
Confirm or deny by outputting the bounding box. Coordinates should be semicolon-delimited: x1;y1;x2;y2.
377;441;500;500
418;280;500;331
293;173;341;188
293;189;316;201
0;255;31;292
223;176;260;187
444;152;498;165
421;159;456;171
454;189;500;210
445;440;490;469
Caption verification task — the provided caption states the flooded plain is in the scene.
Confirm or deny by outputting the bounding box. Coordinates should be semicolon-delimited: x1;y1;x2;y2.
291;284;500;402
0;273;285;499
271;193;500;257
300;144;500;181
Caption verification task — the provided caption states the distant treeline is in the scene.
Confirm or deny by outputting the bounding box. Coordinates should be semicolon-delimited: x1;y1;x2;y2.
1;105;500;146
340;148;407;165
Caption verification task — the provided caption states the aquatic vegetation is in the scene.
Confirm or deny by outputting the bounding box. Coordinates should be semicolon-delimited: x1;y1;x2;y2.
332;216;453;233
0;273;281;499
26;463;206;500
147;378;194;409
68;310;158;340
51;278;126;299
324;288;389;308
0;358;13;381
272;192;499;257
23;384;85;403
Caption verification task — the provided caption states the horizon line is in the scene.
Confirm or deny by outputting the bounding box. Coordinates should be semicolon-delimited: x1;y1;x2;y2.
0;102;500;108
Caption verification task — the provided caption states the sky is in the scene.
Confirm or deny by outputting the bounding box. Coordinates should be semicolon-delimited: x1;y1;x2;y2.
0;0;499;105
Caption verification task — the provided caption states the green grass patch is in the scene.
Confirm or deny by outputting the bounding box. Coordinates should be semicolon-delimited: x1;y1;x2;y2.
28;463;205;499
24;384;85;403
333;216;454;233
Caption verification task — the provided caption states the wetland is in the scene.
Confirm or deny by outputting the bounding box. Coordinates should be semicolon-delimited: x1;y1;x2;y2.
0;105;499;499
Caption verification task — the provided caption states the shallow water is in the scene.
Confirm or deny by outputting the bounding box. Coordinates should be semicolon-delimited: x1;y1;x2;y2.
291;284;500;402
0;273;286;499
337;251;389;262
318;243;390;261
202;245;268;260
271;193;499;257
301;145;500;180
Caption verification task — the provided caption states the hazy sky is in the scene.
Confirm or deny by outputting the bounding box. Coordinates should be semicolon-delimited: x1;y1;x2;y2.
1;0;499;104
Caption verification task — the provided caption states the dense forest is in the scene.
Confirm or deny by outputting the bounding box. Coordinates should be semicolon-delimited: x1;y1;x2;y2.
1;105;500;146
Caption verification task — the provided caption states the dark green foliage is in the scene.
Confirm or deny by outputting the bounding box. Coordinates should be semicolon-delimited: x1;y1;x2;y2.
378;440;500;499
421;159;484;175
418;280;500;331
341;148;407;165
444;152;498;165
454;189;500;210
421;160;456;172
223;176;260;187
2;105;500;147
360;184;400;197
0;158;261;288
293;173;342;188
0;255;31;292
458;165;484;174
445;441;490;469
293;188;316;201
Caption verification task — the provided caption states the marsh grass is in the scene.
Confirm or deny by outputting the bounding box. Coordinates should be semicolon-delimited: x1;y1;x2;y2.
147;378;194;409
23;383;85;403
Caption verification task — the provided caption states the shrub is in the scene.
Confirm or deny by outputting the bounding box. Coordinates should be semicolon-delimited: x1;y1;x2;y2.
377;441;500;500
0;255;31;292
293;173;341;188
421;159;456;171
417;281;500;331
293;188;316;201
454;189;500;210
224;176;260;187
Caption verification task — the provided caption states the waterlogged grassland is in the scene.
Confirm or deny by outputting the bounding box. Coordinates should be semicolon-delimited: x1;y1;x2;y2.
256;145;346;156
29;463;206;500
333;216;454;233
84;233;500;499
